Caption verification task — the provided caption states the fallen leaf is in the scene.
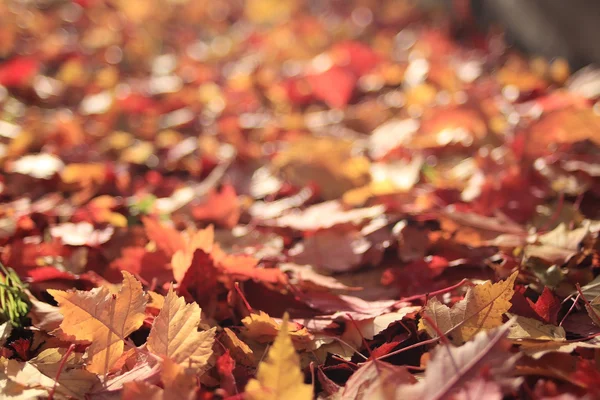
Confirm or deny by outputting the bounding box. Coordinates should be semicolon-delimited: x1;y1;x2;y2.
420;271;518;344
341;360;415;400
525;222;590;264
122;358;197;400
241;311;313;350
222;327;256;367
507;315;566;341
289;229;370;272
1;348;98;399
143;217;186;258
268;201;384;231
48;271;147;374
244;312;313;400
192;184;240;228
147;288;215;370
272;137;370;200
399;320;521;399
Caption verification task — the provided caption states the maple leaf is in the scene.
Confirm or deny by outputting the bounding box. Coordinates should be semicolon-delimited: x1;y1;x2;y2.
122;358;197;400
1;348;98;400
147;287;215;370
272;138;371;200
48;271;147;374
525;222;591;264
192;184;240;228
241;311;313;350
506;314;566;341
289;229;370;272
244;312;313;400
398;320;521;399
528;287;561;324
420;271;518;344
171;225;214;283
142;217;186;258
221;327;256;367
341;360;415;400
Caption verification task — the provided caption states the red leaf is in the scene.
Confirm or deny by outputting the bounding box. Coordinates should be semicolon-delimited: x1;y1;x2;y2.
179;249;219;306
528;287;561;325
0;57;39;87
192;184;240;229
331;41;381;76
9;338;32;361
306;66;356;109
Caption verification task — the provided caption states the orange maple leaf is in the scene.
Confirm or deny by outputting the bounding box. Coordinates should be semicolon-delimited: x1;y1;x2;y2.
48;271;147;375
192;184;241;228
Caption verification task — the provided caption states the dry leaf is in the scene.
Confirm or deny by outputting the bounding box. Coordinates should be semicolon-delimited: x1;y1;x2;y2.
1;348;98;400
122;359;197;400
48;271;147;374
289;229;370;272
399;320;521;399
584;295;600;327
420;271;518;344
273;137;370;200
244;312;313;400
222;327;256;367
143;217;186;258
147;288;215;370
241;311;313;350
341;360;415;400
507;315;566;341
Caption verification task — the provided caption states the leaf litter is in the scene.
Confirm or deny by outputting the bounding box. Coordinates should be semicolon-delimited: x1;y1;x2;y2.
1;0;600;399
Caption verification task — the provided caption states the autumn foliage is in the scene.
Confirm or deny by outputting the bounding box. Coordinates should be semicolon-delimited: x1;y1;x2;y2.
3;0;600;399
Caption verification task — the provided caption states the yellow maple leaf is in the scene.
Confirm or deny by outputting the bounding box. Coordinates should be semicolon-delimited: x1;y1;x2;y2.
241;311;313;350
222;327;256;367
244;312;313;400
147;287;215;370
420;271;518;344
48;271;147;375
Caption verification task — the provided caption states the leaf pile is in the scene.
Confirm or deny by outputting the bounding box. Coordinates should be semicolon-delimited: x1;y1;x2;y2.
2;0;600;399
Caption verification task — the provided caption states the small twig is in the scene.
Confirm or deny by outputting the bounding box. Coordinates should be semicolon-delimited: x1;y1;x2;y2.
346;313;373;359
576;283;600;323
559;293;580;326
395;278;474;305
234;282;252;312
48;344;75;400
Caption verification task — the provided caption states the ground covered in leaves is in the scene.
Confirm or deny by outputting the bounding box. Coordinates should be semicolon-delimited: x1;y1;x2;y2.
2;0;600;399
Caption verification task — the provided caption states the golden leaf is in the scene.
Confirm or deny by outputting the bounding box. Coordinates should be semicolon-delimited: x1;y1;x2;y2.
48;271;147;375
1;348;98;400
222;327;256;367
420;271;518;344
241;311;313;350
160;358;197;400
147;288;215;370
244;312;313;400
272;137;370;200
